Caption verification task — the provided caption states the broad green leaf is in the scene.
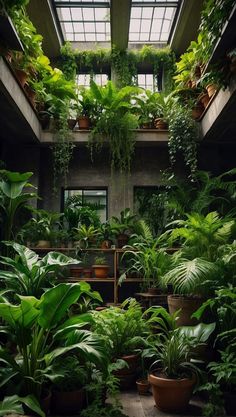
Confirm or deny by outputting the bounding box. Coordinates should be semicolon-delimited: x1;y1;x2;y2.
19;395;45;417
0;395;24;416
38;283;91;329
179;322;216;342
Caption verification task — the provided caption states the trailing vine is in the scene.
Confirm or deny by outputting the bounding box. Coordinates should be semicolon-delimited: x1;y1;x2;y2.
59;44;175;89
168;106;198;180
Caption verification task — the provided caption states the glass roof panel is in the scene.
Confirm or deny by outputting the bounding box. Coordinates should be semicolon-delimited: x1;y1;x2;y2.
55;4;110;42
129;1;178;43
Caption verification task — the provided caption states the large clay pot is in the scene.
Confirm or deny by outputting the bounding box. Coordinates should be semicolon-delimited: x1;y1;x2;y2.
154;118;168;130
51;388;85;415
114;354;139;390
136;379;150;395
206;84;217;98
200;92;210;108
100;239;112;249
191;103;204;120
92;264;109;278
148;372;196;413
77;116;90;130
83;268;93;278
167;295;204;326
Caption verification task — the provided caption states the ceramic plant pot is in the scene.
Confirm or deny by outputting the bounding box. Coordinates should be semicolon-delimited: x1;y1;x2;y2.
136;379;150;395
77;116;90;130
92;264;109;278
154;118;168;130
167;295;204;326
149;372;196;413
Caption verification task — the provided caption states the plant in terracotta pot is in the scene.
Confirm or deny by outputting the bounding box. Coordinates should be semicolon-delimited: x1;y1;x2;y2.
147;329;203;413
160;211;234;326
97;222;113;249
0;282;106;411
92;298;149;389
198;71;220;98
154;93;176;130
73;224;99;249
133;90;159;129
110;208;136;248
92;256;109;279
51;356;88;415
77;87;94;129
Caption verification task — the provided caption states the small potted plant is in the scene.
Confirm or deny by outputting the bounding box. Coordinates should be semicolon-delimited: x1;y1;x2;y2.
77;88;94;129
97;222;113;249
73;224;99;249
110;208;136;248
92;256;109;278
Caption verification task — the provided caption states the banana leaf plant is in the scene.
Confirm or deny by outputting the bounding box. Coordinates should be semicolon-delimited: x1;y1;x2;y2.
0;242;81;297
0;282;105;402
0;170;38;242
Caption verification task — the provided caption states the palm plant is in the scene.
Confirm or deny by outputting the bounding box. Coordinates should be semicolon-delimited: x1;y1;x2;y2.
0;283;105;402
88;81;140;173
0;242;81;297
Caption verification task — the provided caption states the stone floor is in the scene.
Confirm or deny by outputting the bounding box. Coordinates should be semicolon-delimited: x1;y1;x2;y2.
120;391;204;417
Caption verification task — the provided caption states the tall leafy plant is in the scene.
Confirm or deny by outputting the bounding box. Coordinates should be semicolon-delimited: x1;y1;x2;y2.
0;283;104;401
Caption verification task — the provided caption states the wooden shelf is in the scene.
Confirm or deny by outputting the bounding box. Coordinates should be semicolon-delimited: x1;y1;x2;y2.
67;278;115;282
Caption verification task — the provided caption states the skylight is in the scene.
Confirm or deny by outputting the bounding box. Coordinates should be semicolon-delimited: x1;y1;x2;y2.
54;1;110;42
129;1;178;43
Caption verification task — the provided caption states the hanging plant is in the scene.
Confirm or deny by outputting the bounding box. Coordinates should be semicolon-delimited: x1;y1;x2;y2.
88;81;139;173
168;105;198;179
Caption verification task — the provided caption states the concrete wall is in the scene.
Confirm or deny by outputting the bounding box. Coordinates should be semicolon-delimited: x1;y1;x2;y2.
2;141;235;218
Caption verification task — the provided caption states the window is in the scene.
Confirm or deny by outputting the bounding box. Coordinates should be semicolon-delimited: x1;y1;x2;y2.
64;188;107;222
76;73;109;88
136;73;157;91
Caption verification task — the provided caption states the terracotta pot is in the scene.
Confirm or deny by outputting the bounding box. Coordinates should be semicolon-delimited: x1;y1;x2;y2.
83;268;93;278
117;233;129;248
70;266;84;278
51;388;85;415
67;119;77;130
148;372;196;413
114;354;139;390
141;122;152;129
191;103;204;120
36;240;51;249
206;84;217;98
78;116;90;130
24;84;36;107
224;391;236;415
14;68;28;87
92;264;109;278
100;239;112;249
0;47;12;63
136;379;150;395
167;295;204;326
200;92;210;108
194;65;201;79
154;118;168;130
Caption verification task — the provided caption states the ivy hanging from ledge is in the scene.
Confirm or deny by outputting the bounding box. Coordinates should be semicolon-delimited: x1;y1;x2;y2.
59;43;175;89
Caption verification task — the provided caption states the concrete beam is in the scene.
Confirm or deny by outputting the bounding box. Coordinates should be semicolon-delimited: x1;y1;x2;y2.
110;0;131;50
200;74;236;142
0;57;41;143
27;0;62;59
169;0;204;56
41;129;169;144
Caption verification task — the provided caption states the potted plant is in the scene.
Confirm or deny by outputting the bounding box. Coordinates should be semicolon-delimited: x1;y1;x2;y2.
0;282;105;410
198;71;219;98
154;93;176;130
93;299;148;389
92;256;109;279
110;208;136;248
134;90;158;129
119;244;173;295
147;329;201;412
97;222;113;249
77;88;94;129
51;356;88;415
160;212;234;325
73;224;99;249
67;101;78;130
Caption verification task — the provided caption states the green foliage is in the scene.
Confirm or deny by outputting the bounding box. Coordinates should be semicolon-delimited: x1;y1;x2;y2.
0;242;80;297
94;256;107;265
0;170;37;242
0;394;44;417
92;298;148;359
88;81;139;173
0;283;105;400
110;208;136;235
52;355;88;391
168;105;198;179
